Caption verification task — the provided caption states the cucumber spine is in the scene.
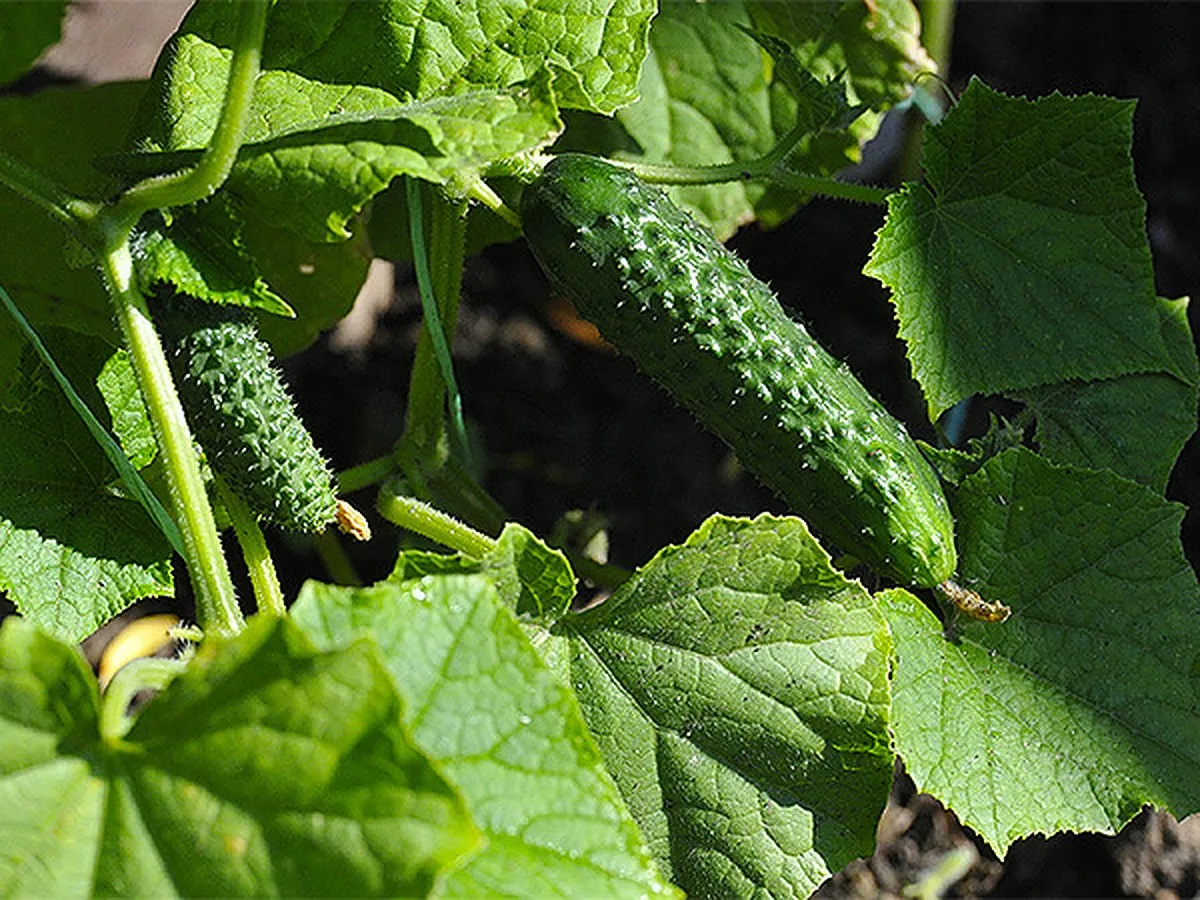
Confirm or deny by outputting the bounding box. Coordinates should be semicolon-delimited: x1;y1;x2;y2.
521;154;956;587
155;296;338;533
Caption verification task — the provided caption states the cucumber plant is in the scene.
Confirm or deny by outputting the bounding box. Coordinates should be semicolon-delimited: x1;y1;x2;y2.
0;2;1196;898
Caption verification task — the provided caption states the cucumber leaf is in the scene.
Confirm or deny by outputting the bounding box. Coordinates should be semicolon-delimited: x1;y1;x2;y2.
239;0;653;115
122;0;656;243
386;522;577;623
0;330;173;641
867;78;1181;417
559;0;932;238
887;448;1200;853
246;209;373;358
547;514;894;899
292;574;676;899
0;615;481;896
95;350;157;471
131;199;294;318
1015;296;1199;491
746;0;934;110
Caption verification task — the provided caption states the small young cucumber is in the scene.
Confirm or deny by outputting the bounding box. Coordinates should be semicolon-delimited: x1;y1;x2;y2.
521;154;956;587
155;297;338;533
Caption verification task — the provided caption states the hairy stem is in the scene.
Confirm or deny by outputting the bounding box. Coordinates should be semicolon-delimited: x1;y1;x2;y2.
626;156;891;205
91;1;273;637
314;530;363;586
614;120;892;205
100;242;243;637
216;477;286;617
463;174;521;228
377;488;496;559
337;454;398;494
108;0;269;229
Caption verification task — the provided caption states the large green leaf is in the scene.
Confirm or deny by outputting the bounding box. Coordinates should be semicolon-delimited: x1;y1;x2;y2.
387;522;577;622
224;0;653;114
126;0;657;243
560;0;932;238
292;574;675;898
866;78;1180;416
0;615;481;896
887;448;1200;852
0;330;173;641
1015;296;1199;491
550;514;894;899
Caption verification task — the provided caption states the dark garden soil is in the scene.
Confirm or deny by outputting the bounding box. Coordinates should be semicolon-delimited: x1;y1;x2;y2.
34;2;1200;896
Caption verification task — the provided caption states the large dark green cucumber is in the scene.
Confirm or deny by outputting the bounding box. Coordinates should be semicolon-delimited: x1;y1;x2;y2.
155;297;338;533
521;153;956;587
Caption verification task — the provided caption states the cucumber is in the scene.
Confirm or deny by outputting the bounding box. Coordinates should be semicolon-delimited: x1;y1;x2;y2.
155;296;338;533
521;154;956;587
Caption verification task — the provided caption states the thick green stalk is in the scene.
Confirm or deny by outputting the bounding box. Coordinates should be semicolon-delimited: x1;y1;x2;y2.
108;0;269;230
377;487;496;559
91;0;270;637
615;121;892;205
100;241;243;637
899;0;957;180
920;0;957;77
336;454;398;494
393;185;509;533
216;477;286;617
628;157;891;205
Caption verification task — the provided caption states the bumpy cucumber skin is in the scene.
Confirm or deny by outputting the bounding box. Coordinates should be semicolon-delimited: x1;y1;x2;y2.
521;154;956;587
156;298;338;533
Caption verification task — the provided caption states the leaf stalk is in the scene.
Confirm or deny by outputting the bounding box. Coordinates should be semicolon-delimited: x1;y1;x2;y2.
107;0;269;229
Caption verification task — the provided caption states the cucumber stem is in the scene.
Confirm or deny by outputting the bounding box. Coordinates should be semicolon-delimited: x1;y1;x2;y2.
376;487;497;559
394;183;509;534
91;0;272;638
108;0;269;229
899;0;957;181
336;454;398;494
100;241;244;637
215;477;286;617
626;156;891;205
463;173;521;228
616;119;892;205
403;182;470;460
313;530;363;586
